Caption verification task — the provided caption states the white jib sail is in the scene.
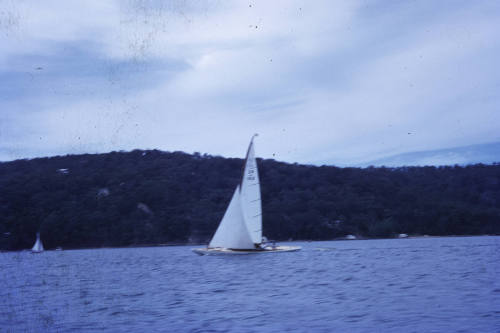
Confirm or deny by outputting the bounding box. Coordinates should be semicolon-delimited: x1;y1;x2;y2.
32;232;44;252
240;138;263;244
209;186;255;249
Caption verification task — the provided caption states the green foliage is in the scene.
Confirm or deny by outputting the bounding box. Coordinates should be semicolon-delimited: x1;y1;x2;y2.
0;151;499;250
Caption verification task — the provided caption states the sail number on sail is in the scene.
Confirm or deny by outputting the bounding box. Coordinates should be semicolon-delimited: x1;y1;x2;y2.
247;168;256;181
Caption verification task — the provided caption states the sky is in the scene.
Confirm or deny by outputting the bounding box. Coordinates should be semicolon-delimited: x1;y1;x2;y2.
1;0;499;166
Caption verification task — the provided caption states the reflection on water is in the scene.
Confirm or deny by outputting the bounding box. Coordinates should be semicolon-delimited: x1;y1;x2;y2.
1;236;499;332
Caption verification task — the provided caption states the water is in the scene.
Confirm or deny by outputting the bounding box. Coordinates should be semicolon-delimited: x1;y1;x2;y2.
1;236;499;333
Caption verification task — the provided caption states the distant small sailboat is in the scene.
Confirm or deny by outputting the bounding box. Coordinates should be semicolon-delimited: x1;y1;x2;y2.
31;232;44;253
193;135;301;255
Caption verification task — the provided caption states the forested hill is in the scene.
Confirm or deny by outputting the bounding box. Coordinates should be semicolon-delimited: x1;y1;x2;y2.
0;150;499;251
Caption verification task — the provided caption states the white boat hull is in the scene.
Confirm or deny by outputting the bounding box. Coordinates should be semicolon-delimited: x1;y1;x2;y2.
192;245;301;256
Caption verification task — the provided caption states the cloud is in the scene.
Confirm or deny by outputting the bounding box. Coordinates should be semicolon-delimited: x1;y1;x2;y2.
1;0;499;165
357;141;500;167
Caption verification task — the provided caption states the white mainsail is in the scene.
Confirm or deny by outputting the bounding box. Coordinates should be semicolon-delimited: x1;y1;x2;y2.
208;135;263;249
240;138;262;244
31;232;44;253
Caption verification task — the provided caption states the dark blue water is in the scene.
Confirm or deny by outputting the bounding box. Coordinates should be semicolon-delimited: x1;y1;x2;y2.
1;236;499;332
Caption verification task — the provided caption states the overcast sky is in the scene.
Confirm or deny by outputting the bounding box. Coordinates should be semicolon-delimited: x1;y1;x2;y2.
1;0;499;166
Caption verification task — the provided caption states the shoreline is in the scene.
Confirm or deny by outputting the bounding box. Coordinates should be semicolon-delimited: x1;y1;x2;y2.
2;234;498;253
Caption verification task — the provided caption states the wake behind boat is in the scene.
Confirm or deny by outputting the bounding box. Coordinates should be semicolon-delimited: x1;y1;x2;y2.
193;135;301;255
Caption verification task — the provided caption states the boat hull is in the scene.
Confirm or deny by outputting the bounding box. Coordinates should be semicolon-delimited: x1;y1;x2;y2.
192;246;301;256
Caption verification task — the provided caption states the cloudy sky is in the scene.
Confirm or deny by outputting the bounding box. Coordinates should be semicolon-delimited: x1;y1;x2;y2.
1;0;499;166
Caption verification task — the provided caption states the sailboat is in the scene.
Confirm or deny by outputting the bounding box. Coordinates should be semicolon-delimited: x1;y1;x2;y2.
192;135;301;255
31;232;44;253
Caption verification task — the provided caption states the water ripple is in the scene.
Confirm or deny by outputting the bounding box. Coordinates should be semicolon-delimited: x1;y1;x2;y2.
1;236;499;332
